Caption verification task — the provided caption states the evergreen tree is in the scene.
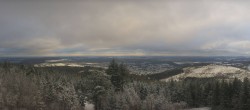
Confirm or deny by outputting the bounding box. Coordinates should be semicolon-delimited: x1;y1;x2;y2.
106;59;129;91
106;59;119;75
220;80;230;108
212;81;220;107
240;78;250;110
232;78;242;109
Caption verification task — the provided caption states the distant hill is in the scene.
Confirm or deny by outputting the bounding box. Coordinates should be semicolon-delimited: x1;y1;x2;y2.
162;64;250;81
148;63;210;80
147;68;184;80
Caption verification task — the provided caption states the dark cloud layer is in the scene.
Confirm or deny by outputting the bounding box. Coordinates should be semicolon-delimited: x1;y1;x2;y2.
1;1;250;56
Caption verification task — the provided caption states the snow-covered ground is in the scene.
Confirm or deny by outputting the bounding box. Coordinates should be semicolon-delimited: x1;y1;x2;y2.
184;107;211;110
84;102;94;110
162;64;250;81
248;65;250;70
34;63;85;67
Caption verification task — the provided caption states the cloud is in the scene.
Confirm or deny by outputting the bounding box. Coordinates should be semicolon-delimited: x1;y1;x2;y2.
201;40;250;55
1;1;250;56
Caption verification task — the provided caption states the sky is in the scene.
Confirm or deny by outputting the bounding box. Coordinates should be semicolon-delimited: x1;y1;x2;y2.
1;0;250;56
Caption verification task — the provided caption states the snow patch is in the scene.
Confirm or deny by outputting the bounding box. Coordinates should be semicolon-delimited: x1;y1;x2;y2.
163;64;250;81
34;63;84;67
248;65;250;70
84;102;94;110
184;107;211;110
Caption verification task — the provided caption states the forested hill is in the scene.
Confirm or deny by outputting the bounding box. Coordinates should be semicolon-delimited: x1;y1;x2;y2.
0;62;188;110
163;64;250;82
148;63;210;80
1;61;250;110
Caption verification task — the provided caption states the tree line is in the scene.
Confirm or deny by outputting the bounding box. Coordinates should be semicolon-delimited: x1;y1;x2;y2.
0;60;250;110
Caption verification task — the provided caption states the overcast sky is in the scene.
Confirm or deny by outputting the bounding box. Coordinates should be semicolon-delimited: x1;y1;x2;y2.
1;1;250;56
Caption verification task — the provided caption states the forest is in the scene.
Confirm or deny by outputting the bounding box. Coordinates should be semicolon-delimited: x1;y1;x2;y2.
0;60;250;110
